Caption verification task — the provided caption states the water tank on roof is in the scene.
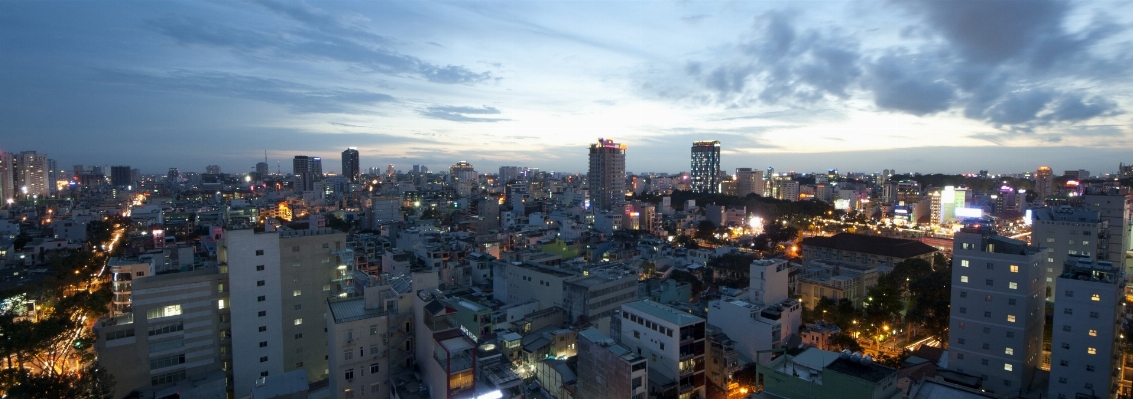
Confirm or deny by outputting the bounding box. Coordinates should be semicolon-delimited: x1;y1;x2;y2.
862;355;873;365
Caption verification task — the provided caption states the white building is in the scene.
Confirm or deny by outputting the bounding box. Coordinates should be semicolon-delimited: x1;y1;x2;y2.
947;223;1045;394
326;273;413;399
619;300;706;399
1049;258;1125;399
1031;206;1106;299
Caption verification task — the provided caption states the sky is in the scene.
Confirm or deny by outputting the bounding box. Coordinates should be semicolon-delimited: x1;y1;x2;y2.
2;0;1133;176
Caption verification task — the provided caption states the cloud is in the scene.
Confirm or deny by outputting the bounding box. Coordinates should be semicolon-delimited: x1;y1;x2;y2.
865;53;955;115
96;69;395;113
148;6;494;85
418;105;509;122
681;14;710;25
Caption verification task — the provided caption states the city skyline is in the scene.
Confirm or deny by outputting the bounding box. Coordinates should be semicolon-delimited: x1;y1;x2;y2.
3;1;1133;174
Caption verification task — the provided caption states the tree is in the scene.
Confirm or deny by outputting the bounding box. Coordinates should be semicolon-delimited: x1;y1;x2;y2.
638;261;657;278
829;332;863;353
668;270;704;300
326;214;352;232
905;268;951;344
694;220;717;240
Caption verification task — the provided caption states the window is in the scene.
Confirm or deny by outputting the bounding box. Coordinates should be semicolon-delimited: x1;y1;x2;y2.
960;291;967;298
984;311;991;318
370;363;379;373
961;276;969;283
322;243;330;249
257;296;266;302
985;295;993;302
961;259;969;267
1060;360;1068;366
344;350;353;360
151;370;187;386
987;263;994;270
986;279;994;286
148;322;184;336
1062;343;1070;349
293;290;302;297
1048;257;1054;263
258;311;266;317
256;265;265;271
295;333;303;339
294;304;301;310
981;359;989;365
1005;347;1013;355
1007;299;1016;305
1082;240;1089;245
150;354;186;370
260;371;268;377
292;246;300;252
1046;238;1055;243
294;318;302;325
1006;315;1016;322
957;354;965;359
958;338;966;345
105;329;135;341
255;249;264;256
1004;363;1013;371
1086;365;1095;371
1008;282;1017;290
959;322;966;329
1088;329;1097;337
259;326;267;332
983;327;990;334
1087;347;1096;355
1004;380;1012;387
1065;290;1074;297
370;325;379;335
260;356;268;362
1009;265;1019;273
256;280;265;286
323;285;331;291
147;305;182;320
1091;294;1100;301
1089;311;1099;319
1063;325;1072;332
982;343;990;350
1064;308;1073;315
959;307;967;314
259;341;267;347
137;271;146;277
1058;377;1067;383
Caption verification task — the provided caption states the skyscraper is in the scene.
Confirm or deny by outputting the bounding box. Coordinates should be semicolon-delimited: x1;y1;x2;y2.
255;162;269;180
111;166;132;187
340;148;359;183
0;153;14;204
1035;166;1053;204
16;151;49;197
293;155;312;192
588;138;626;211
167;167;180;183
947;220;1045;393
735;168;764;197
310;157;323;180
1048;258;1124;399
691;141;721;194
205;164;221;174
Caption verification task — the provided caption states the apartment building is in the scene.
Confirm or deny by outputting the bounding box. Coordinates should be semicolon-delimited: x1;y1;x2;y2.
619;300;706;399
1049;258;1125;399
1031;206;1107;298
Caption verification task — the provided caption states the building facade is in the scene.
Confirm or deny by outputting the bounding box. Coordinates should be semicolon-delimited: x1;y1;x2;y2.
1031;206;1107;298
690;141;720;194
1048;257;1125;399
619;300;706;399
588;138;626;211
341;148;360;183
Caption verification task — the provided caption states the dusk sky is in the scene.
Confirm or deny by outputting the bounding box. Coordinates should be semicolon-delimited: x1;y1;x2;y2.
2;0;1132;176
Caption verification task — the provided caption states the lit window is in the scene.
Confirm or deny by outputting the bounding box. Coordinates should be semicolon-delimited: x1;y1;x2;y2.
1008;282;1017;289
1004;363;1013;371
1009;265;1019;273
1089;329;1097;336
1005;347;1014;355
961;276;969;283
1091;294;1100;301
1087;347;1096;355
961;260;969;267
1007;315;1016;323
294;318;302;325
293;290;302;297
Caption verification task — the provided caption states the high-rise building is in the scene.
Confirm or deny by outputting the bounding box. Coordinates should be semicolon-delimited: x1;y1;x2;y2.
1082;193;1132;275
1035;166;1053;204
691;141;721;194
15;151;49;197
167;167;180;183
222;227;351;395
1048;257;1124;399
499;166;521;184
0;153;14;204
293;156;312;192
205;165;221;175
326;273;414;399
735;168;764;197
1030;206;1107;299
111;165;132;187
576;328;648;399
340;148;359;183
588;138;626;211
47;159;57;197
310;157;323;180
947;221;1045;394
619;300;706;399
255;162;269;180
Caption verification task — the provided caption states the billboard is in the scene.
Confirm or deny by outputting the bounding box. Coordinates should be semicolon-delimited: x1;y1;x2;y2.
955;207;983;219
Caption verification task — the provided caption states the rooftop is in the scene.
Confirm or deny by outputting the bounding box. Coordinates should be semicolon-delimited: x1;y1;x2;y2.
623;299;703;326
328;297;386;324
800;233;937;259
825;356;897;383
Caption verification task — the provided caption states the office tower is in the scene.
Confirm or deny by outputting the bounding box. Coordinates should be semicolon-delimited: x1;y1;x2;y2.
166;168;179;183
1035;166;1053;204
94;266;230;399
1082;193;1132;275
340;148;360;183
15;151;49;197
205;165;221;175
1031;207;1106;299
1049;258;1124;399
293;156;312;192
0;153;13;204
222;227;351;394
775;180;799;202
948;220;1045;394
588;138;626;211
1121;163;1133;178
310;157;323;180
255;162;270;180
47;159;57;197
499;166;521;184
691;141;721;194
449;161;477;183
619;300;706;399
385;164;395;177
577;328;649;399
1062;169;1090;181
735;168;765;197
111;165;132;187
